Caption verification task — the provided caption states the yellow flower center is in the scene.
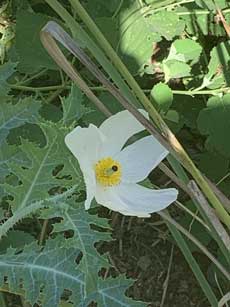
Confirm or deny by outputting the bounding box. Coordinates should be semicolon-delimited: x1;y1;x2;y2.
95;157;121;186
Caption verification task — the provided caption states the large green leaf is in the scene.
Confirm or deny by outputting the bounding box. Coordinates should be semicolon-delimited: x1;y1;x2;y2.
15;10;58;73
0;98;41;145
197;94;230;157
0;236;85;307
0;234;145;306
43;203;110;295
117;2;161;74
3;122;82;212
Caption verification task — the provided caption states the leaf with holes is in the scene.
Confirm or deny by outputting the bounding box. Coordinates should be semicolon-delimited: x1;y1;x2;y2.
42;202;110;295
3;122;82;212
0;98;40;145
0;236;85;307
0;232;145;306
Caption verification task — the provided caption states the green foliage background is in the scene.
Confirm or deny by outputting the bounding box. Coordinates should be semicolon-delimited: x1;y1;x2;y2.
0;0;230;306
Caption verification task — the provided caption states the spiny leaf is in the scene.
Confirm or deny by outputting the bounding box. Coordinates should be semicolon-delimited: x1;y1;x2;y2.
3;121;82;212
0;141;30;182
0;230;34;252
197;94;230;157
0;61;16;98
42;202;110;295
0;234;145;306
84;276;146;307
0;97;41;145
61;84;92;126
0;236;84;307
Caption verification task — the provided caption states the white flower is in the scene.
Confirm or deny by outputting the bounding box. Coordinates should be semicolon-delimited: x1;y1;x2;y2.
65;110;178;217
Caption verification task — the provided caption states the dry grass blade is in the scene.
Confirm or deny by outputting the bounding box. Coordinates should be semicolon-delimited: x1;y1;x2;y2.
188;181;230;252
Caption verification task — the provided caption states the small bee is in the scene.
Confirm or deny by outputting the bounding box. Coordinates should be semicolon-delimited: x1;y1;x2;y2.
112;165;118;172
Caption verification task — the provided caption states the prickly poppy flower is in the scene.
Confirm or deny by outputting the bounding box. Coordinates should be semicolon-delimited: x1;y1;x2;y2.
65;110;178;217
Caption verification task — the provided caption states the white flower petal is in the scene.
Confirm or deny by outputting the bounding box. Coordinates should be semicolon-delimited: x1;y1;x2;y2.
65;124;104;164
99;109;148;156
117;184;178;216
84;168;96;210
95;183;178;217
115;135;168;183
95;184;127;212
65;124;103;209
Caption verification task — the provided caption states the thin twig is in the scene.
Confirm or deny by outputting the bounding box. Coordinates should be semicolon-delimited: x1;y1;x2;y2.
160;245;174;307
188;181;230;252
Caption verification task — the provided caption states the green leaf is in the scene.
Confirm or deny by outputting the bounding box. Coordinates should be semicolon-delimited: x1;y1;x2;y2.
0;208;4;221
0;61;17;98
197;94;230;157
43;203;110;295
0;141;30;182
95;17;118;49
15;11;58;73
173;95;205;129
149;11;185;40
197;152;229;182
163;60;191;82
0;234;145;306
0;230;34;252
118;8;161;74
0;236;85;306
202;42;230;89
0;98;41;145
3;122;82;212
167;39;202;64
85;276;146;307
150;82;173;113
61;84;92;125
164;110;184;133
85;0;120;17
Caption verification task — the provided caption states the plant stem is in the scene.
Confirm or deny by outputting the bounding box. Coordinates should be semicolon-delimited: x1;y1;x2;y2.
10;84;65;92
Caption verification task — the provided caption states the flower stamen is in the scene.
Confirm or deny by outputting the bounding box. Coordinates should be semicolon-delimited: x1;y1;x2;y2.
95;157;121;186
